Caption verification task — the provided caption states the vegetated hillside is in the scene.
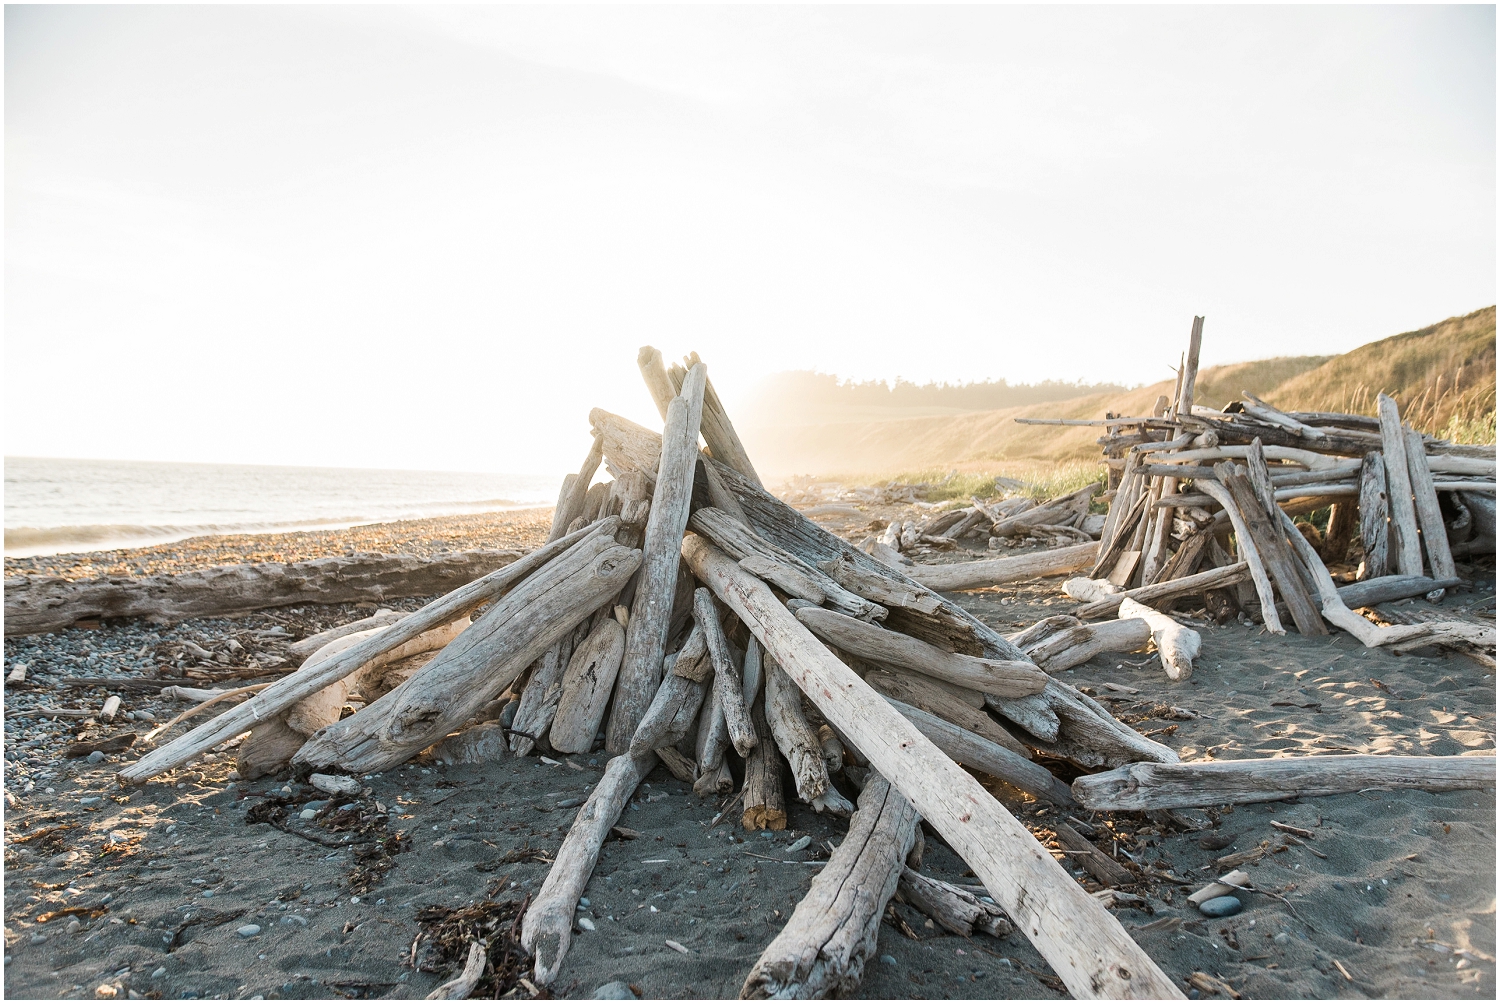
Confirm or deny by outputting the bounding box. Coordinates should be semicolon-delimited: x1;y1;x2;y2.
737;308;1495;479
1262;306;1495;443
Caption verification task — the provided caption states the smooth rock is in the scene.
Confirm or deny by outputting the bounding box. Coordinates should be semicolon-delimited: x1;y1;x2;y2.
593;981;637;999
309;773;360;797
236;924;261;938
879;954;897;965
86;751;105;764
786;835;811;854
299;809;317;820
577;916;596;931
1198;895;1242;918
79;796;102;806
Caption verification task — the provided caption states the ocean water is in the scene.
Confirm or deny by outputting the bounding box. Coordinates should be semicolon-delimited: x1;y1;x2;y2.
4;457;563;558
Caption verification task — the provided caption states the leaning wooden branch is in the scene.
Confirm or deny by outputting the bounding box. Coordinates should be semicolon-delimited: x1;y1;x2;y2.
683;533;1182;1000
1073;754;1496;811
907;541;1099;593
897;868;1014;939
794;606;1047;698
118;519;616;783
294;531;641;773
740;771;919;998
521;752;656;985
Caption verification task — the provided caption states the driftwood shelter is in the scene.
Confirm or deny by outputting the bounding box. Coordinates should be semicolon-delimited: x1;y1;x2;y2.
20;326;1492;999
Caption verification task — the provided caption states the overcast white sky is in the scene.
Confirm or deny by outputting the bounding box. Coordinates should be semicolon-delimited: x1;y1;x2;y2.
6;5;1494;473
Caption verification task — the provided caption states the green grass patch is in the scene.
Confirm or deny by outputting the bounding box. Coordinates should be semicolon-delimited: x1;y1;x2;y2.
884;462;1106;503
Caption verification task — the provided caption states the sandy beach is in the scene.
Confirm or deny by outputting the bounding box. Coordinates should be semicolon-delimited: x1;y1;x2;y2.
3;503;1493;1000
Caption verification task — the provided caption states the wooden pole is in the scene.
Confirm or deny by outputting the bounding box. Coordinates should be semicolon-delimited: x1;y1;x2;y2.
605;363;707;753
1377;393;1424;576
1404;426;1457;593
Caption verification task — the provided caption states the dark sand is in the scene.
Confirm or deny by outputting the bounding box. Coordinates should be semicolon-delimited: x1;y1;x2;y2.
3;503;1494;999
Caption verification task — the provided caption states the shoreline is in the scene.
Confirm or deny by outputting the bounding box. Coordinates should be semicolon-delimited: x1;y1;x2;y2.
2;508;555;582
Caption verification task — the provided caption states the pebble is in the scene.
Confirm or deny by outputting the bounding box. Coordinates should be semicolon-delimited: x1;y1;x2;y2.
786;835;812;854
237;924;261;938
556;797;584;809
1273;931;1290;945
29;933;45;945
303;800;330;811
579;898;590;907
86;751;105;764
593;981;637;999
577;916;596;931
1198;896;1242;918
299;809;318;820
79;796;102;806
879;954;897;965
282;915;308;927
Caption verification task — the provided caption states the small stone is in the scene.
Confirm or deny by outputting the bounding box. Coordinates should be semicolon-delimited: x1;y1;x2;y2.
281;915;307;927
592;981;637;1000
1333;882;1345;890
299;809;317;820
86;751;106;764
880;954;898;965
577;916;595;931
578;898;590;907
236;924;261;938
349;897;360;905
29;933;45;945
1197;896;1242;918
786;835;812;854
66;919;82;935
556;797;584;809
79;796;103;806
1273;931;1290;945
151;968;166;980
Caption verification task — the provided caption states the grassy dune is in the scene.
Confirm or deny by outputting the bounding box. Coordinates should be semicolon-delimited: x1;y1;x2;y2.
741;307;1495;481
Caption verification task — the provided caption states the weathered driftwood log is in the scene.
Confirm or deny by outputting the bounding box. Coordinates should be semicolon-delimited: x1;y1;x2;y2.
5;550;523;638
816;553;940;615
1053;821;1133;886
897;868;1014;938
907;541;1099;592
684;534;1182;999
549;617;628;754
1024;618;1152;673
628;657;709;759
863;670;1032;759
1118;598;1200;681
741;697;787;831
1007;614;1083;648
1072;562;1250;620
606;364;707;754
690;507;885;621
695;588;755;758
884;697;1074;806
794;606;1046;698
989;486;1096;537
740;772;919;999
1217;461;1327;636
1357;451;1390;579
766;657;852;815
548;437;605;542
1073;754;1497;811
1377;394;1424;576
1405;426;1458;593
521;752;656;985
1455;490;1497;556
1195;480;1283;634
1336;575;1464;609
119;521;612;783
510;635;575;757
294;533;641;774
288;608;404;664
236;717;308;781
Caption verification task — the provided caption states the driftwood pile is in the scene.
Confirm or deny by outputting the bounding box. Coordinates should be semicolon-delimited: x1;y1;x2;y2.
110;337;1496;1001
1014;315;1496;668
